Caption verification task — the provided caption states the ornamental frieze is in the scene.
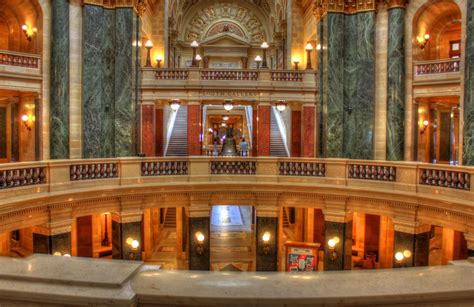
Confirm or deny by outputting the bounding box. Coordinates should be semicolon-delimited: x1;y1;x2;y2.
201;90;258;98
313;0;409;20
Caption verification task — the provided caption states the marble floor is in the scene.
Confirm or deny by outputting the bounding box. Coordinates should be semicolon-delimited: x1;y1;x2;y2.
210;206;255;272
148;228;186;270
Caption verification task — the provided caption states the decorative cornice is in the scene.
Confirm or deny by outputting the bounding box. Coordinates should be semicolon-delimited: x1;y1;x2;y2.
82;0;149;15
313;0;401;21
385;0;409;9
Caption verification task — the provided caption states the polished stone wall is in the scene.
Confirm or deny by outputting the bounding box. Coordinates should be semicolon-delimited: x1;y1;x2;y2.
112;220;142;260
50;0;70;160
393;231;414;268
256;217;278;271
33;232;71;255
321;12;375;159
82;5;134;158
188;217;210;270
414;231;430;267
464;0;474;165
324;221;345;270
386;8;405;161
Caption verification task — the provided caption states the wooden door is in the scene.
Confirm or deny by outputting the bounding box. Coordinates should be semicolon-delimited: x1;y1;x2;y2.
76;215;93;257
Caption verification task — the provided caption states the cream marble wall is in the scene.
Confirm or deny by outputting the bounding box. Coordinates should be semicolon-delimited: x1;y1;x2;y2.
39;0;50;160
69;0;83;159
375;5;388;160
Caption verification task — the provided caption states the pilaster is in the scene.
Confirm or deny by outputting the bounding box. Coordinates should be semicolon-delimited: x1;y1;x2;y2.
323;198;351;271
256;201;279;272
141;103;155;157
187;102;201;156
302;103;316;157
188;200;211;271
111;210;143;260
257;103;271;156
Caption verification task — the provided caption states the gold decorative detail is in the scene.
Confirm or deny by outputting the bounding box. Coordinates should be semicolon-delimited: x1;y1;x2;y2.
385;0;409;9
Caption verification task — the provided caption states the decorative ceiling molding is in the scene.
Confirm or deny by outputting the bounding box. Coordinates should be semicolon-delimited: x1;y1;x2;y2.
312;0;408;21
82;0;150;15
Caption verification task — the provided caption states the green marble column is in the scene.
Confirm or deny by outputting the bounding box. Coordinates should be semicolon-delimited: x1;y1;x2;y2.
50;0;70;159
463;0;474;165
82;6;134;158
387;8;406;161
321;13;345;158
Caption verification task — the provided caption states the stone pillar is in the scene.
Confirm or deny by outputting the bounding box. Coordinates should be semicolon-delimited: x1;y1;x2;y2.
464;233;474;258
33;219;72;256
320;13;344;158
187;102;201;156
464;0;474;165
304;208;315;243
141;103;155;157
50;0;70;159
10;100;19;161
386;4;406;161
323;199;351;271
34;95;41;160
378;216;394;269
256;204;279;272
155;106;164;156
252;104;258;157
257;104;271;156
393;221;416;268
414;224;431;267
111;210;143;261
291;107;301;157
302;104;316;157
188;202;210;271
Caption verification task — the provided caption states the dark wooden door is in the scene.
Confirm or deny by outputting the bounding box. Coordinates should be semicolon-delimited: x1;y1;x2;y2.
77;215;93;257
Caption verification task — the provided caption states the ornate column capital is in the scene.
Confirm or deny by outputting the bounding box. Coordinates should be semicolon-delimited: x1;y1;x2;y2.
385;0;409;9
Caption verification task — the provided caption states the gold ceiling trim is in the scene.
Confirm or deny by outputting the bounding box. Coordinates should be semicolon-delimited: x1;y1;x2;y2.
82;0;149;16
313;0;409;21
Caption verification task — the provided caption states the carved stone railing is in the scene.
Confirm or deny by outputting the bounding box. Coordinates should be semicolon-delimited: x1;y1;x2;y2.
419;168;470;191
70;163;119;181
348;164;396;182
0;167;46;189
155;69;189;80
210;160;257;175
279;162;325;177
271;71;304;82
0;50;40;69
201;69;259;81
414;59;460;76
141;161;188;176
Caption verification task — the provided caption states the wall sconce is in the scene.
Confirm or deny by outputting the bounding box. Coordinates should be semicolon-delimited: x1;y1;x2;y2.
21;114;32;131
222;115;229;121
170;99;180;112
395;249;412;266
53;251;71;257
255;55;262;69
305;43;313;70
223;100;234;111
261;41;269;68
126;237;140;260
191;40;199;67
327;236;340;261
417;33;430;50
156;56;163;69
276;100;287;112
420;119;429;134
293;57;300;71
316;43;322;51
101;213;110;247
22;24;37;42
145;40;153;67
262;231;271;255
195;231;205;256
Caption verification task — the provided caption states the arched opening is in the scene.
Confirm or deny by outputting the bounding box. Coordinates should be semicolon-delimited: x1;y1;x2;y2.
412;1;462;164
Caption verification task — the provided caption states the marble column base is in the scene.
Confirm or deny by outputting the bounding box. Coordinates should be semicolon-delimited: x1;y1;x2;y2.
112;220;142;261
188;217;210;270
256;216;278;272
33;232;71;256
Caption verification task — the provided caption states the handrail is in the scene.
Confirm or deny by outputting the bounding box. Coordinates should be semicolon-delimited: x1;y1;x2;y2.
0;49;41;69
414;58;460;76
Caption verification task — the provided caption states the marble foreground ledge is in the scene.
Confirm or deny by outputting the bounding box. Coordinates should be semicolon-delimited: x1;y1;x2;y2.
0;255;473;306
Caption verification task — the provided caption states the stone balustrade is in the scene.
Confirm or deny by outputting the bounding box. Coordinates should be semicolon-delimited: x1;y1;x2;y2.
0;49;40;69
0;254;472;306
0;158;472;208
414;59;460;75
271;70;304;82
155;68;189;80
201;69;259;81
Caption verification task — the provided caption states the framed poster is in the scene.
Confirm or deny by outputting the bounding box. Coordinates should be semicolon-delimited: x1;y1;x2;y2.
285;241;321;272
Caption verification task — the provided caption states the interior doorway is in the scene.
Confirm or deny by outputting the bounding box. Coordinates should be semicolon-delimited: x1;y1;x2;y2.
210;205;255;271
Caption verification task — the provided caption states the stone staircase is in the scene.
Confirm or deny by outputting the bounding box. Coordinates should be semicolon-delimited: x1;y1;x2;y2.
270;109;288;157
282;208;290;228
166;106;188;156
164;207;177;228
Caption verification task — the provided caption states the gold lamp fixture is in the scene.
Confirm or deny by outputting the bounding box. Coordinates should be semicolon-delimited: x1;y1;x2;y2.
262;231;271;255
126;237;140;260
170;99;180;112
420;119;429;134
21;114;32;131
145;40;153;67
305;43;314;70
195;231;205;256
22;24;37;42
395;249;412;266
276;100;287;112
327;236;340;261
417;33;430;49
293;57;300;71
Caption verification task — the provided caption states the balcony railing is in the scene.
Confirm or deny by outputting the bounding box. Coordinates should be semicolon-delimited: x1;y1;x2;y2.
0;49;40;69
201;69;259;81
414;58;460;76
155;69;189;80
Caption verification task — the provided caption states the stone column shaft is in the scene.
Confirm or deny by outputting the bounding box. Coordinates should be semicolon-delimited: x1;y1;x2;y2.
302;105;316;157
463;0;474;165
50;0;70;159
257;105;271;156
187;103;201;156
386;7;406;161
141;103;155;157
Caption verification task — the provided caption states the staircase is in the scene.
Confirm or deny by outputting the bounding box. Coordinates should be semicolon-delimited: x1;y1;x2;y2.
164;207;177;228
166;106;188;156
270;109;288;157
282;208;290;228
